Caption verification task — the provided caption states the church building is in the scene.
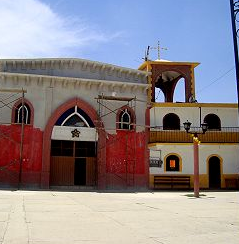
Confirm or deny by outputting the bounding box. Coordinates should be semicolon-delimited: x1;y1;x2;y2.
0;57;238;190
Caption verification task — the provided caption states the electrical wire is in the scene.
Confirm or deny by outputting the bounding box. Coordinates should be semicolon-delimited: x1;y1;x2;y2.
197;66;235;94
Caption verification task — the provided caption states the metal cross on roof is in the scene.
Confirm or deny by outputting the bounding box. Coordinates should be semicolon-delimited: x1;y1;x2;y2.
150;41;168;60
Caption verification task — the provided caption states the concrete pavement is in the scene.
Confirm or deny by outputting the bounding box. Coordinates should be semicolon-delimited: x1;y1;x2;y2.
0;189;238;244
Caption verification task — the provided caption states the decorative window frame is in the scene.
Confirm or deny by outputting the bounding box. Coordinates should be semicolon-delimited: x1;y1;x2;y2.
61;106;90;127
12;98;34;125
116;105;136;130
164;153;182;172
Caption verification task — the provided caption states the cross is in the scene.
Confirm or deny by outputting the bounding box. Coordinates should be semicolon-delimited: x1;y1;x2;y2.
150;41;168;60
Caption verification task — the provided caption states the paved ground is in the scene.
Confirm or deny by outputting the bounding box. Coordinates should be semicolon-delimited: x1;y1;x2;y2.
0;189;238;244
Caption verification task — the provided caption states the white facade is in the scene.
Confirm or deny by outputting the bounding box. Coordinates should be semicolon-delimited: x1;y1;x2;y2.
0;58;149;132
150;104;239;128
149;103;239;188
150;144;239;175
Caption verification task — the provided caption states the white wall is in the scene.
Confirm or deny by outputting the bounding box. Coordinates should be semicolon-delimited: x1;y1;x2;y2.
150;144;239;175
150;106;238;128
0;74;148;132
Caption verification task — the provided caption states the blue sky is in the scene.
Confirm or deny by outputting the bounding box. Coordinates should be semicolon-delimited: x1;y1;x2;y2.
0;0;236;103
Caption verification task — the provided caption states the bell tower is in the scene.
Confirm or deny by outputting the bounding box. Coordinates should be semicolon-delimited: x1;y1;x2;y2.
139;59;199;103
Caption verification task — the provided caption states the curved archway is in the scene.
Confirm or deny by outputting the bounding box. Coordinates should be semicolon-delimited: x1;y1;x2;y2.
173;77;186;102
41;97;104;188
163;113;180;130
207;155;222;189
204;114;221;131
153;67;191;102
154;87;164;102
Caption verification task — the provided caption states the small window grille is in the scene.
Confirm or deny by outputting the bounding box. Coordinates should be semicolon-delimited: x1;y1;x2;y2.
150;157;163;167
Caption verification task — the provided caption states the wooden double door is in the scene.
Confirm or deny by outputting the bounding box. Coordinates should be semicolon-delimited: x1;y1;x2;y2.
50;140;97;186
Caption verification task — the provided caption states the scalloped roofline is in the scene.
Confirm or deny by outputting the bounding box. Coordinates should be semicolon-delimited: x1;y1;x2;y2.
0;71;151;90
0;57;150;76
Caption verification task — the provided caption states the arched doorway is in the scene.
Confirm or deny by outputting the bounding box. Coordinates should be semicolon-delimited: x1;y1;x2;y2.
50;105;97;187
41;97;106;189
208;156;221;189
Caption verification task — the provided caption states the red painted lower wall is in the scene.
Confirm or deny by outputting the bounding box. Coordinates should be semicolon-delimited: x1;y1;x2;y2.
104;130;148;188
0;124;43;187
0;124;148;189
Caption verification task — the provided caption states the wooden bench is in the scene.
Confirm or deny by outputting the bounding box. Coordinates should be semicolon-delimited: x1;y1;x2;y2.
225;178;239;189
154;175;191;189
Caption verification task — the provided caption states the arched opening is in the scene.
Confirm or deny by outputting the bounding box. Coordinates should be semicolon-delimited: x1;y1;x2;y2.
15;104;30;124
154;70;185;102
155;87;164;102
119;109;131;130
50;106;97;187
173;78;185;103
165;154;181;172
204;114;221;131
12;99;34;125
41;98;103;189
208;156;221;189
163;113;180;130
116;106;136;130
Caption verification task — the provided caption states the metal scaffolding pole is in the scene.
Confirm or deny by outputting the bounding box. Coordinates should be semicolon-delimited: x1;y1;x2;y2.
0;88;27;188
18;88;25;189
95;94;139;188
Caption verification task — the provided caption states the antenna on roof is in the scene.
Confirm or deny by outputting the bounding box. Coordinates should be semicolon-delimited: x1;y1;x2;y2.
143;46;150;61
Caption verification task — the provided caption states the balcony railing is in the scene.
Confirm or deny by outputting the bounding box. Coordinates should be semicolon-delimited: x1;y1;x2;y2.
149;126;239;143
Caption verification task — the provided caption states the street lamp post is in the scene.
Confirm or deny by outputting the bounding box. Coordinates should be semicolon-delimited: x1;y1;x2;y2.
183;121;208;198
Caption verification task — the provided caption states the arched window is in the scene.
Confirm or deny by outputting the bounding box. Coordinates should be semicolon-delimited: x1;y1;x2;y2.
204;114;221;131
55;106;94;127
163;113;180;130
116;106;135;130
119;108;131;130
14;103;31;124
165;154;181;172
